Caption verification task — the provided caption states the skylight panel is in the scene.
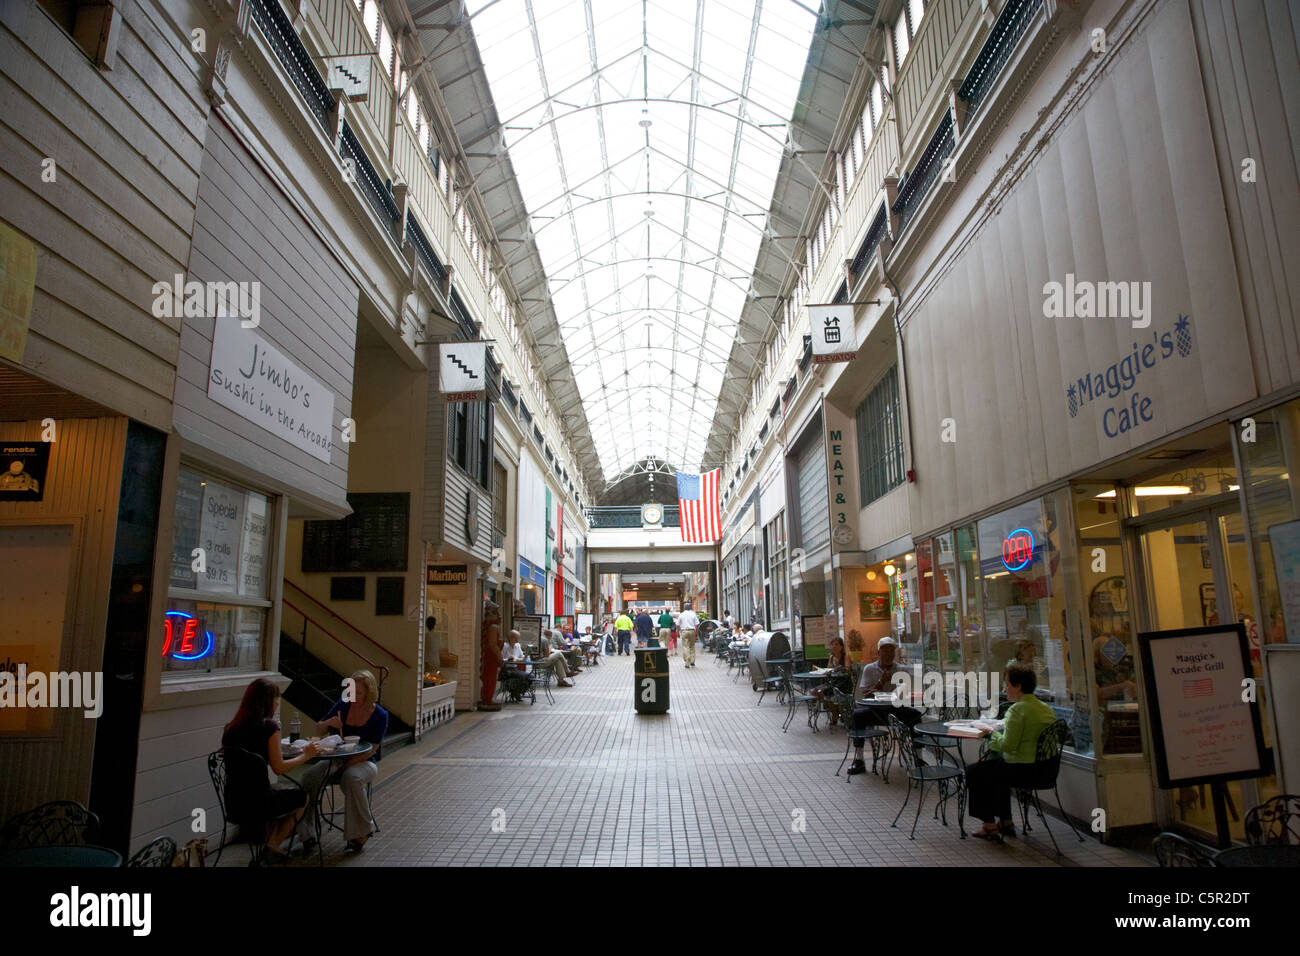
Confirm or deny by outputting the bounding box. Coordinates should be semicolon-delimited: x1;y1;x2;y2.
468;0;817;480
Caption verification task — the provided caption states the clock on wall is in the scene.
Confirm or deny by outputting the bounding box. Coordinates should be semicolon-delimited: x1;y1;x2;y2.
832;524;853;546
641;503;663;527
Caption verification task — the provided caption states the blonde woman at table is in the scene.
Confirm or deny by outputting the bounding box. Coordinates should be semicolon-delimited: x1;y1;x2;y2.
965;662;1057;841
309;669;389;852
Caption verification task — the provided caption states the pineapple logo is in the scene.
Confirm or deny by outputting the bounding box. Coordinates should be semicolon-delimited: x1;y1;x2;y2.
1067;384;1079;418
1175;314;1192;356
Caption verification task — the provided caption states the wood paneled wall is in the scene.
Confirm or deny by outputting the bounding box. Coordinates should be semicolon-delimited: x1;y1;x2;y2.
0;417;128;824
0;0;209;428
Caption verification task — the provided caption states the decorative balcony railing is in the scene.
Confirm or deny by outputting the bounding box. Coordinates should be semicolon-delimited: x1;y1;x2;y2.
851;203;890;279
892;111;955;234
340;121;400;241
251;0;333;130
406;210;447;284
958;0;1045;121
586;506;682;529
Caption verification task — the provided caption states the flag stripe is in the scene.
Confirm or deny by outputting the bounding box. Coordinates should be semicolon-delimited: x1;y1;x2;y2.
676;469;720;543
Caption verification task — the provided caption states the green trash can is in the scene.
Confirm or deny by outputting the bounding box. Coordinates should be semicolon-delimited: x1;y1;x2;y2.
634;646;669;714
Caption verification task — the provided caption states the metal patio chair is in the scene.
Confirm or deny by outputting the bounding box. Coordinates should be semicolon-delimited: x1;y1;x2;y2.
832;689;889;780
889;714;964;839
1153;831;1218;867
1244;794;1300;846
0;800;102;849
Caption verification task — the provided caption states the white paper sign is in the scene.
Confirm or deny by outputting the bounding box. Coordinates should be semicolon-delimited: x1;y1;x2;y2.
198;479;243;595
208;321;335;463
439;342;486;400
809;304;856;363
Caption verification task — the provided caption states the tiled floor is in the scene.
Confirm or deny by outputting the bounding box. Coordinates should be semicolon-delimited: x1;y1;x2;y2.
230;650;1152;867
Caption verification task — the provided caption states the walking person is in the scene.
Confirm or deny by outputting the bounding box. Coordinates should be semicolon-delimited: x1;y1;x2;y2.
678;604;700;667
658;608;676;656
615;609;634;655
634;607;655;648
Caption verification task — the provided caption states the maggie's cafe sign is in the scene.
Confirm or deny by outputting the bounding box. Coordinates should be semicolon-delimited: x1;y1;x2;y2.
1063;313;1194;439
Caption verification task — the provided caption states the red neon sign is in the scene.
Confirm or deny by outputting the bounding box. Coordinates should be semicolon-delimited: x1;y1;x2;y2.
1001;529;1035;572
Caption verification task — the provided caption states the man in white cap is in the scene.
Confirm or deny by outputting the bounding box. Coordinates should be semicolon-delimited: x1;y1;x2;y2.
847;636;922;775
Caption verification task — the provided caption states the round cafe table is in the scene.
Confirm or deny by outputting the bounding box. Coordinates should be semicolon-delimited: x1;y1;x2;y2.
0;845;123;867
1214;844;1300;867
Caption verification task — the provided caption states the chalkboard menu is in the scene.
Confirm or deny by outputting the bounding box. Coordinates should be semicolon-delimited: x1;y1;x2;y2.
302;493;409;572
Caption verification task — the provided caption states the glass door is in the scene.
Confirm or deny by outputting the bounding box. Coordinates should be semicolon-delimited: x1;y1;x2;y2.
1134;510;1249;841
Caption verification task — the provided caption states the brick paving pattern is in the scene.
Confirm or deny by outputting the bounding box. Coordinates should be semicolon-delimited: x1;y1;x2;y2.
230;650;1151;867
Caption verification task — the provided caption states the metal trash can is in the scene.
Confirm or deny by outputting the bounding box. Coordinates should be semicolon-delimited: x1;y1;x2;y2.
746;630;791;688
634;646;669;714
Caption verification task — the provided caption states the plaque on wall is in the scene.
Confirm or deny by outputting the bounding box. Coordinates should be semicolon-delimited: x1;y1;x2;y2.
0;442;49;501
330;576;365;601
302;493;409;572
376;576;404;616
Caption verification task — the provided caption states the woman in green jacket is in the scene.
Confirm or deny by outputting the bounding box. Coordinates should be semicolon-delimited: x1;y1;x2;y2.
966;662;1058;840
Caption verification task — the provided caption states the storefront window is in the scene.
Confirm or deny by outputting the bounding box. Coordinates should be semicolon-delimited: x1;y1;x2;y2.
955;524;987;675
164;466;274;676
977;497;1071;716
916;540;939;675
1131;445;1238;516
1237;399;1300;649
765;513;788;624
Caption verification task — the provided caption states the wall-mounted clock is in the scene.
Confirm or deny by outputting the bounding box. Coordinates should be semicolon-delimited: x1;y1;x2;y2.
642;503;663;527
832;524;853;546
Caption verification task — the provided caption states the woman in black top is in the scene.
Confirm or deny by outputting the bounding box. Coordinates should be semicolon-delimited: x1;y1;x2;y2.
221;678;318;862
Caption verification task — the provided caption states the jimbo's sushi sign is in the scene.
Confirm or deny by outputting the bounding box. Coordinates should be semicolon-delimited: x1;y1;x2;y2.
208;320;335;463
1064;313;1195;439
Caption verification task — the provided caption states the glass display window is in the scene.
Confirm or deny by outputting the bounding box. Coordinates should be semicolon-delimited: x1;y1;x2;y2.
164;465;275;677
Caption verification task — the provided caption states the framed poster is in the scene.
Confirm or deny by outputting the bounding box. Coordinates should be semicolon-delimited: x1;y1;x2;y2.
0;442;49;501
514;615;543;652
859;591;889;621
1137;623;1268;789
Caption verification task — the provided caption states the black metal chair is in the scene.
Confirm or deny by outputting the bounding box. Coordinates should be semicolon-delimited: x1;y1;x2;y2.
1008;718;1085;854
782;671;821;733
733;646;751;684
757;659;788;706
1243;794;1300;846
498;663;533;704
126;836;177;868
889;714;964;839
0;800;102;849
529;659;555;705
207;747;311;867
832;690;889;780
1153;831;1218;867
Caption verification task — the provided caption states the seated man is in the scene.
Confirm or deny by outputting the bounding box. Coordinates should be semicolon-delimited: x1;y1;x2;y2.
499;629;531;701
582;626;601;665
847;637;923;775
539;631;574;687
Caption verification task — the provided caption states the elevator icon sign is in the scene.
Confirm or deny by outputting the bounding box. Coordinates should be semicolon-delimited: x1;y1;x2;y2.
809;305;856;364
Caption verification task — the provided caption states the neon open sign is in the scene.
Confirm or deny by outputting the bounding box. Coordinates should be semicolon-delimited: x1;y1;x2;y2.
1001;529;1035;572
162;611;215;661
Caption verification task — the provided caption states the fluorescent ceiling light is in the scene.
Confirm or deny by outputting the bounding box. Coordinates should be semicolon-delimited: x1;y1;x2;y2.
1093;486;1193;499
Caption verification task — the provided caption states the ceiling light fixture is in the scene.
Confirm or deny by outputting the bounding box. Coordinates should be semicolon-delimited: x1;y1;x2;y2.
638;109;652;130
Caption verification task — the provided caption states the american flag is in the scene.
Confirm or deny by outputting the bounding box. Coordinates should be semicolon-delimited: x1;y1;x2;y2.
1182;677;1214;699
676;469;721;543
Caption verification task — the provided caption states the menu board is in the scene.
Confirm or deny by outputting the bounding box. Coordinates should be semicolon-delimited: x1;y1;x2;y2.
1269;519;1300;642
802;614;827;658
1137;624;1268;788
576;613;594;635
302;493;409;572
514;615;543;652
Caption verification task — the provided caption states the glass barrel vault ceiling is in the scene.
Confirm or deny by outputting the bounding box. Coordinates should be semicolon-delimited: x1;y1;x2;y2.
465;0;818;481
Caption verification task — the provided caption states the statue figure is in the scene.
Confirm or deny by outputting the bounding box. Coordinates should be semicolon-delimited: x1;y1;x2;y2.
480;599;503;710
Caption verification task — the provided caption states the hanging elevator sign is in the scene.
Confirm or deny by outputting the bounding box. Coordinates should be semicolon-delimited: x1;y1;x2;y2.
439;342;486;401
809;305;856;364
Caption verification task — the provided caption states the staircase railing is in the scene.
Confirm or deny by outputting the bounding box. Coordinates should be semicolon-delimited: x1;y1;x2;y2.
281;579;413;693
